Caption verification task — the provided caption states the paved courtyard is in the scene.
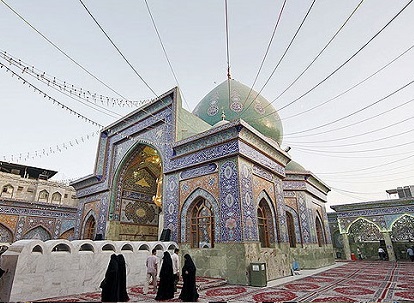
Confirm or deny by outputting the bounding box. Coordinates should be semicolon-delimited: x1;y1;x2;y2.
36;260;414;302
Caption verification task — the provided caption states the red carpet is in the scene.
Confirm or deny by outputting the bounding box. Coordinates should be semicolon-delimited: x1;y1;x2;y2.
37;261;414;302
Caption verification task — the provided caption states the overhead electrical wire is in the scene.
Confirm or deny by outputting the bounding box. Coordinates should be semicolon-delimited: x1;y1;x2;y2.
78;0;158;98
287;127;414;149
286;105;414;141
242;0;317;113
291;146;414;159
143;0;191;110
285;114;414;144
78;0;201;136
281;42;414;122
313;153;414;175
258;0;414;118
269;0;365;106
0;51;154;108
0;0;131;101
0;54;122;119
241;0;287;106
0;62;103;127
293;138;414;154
284;80;414;137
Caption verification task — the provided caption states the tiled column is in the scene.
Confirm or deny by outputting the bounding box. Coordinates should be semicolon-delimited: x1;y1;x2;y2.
342;232;352;260
382;231;396;261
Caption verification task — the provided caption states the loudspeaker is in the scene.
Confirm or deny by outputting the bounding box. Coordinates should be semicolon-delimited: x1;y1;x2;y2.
159;229;171;241
94;234;103;241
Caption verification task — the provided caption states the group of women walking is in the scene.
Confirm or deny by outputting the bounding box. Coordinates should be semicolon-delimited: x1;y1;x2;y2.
155;252;199;302
101;251;199;302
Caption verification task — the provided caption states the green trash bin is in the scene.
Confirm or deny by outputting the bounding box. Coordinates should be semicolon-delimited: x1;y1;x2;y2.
249;262;267;287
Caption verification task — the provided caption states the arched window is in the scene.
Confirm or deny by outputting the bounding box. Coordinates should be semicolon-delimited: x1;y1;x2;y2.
1;184;14;198
315;216;325;247
38;189;49;202
51;192;62;204
257;200;270;248
84;216;96;240
190;198;214;248
286;211;296;248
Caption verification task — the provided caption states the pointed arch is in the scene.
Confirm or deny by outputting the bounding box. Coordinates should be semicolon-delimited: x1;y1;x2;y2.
23;226;52;241
38;189;49;202
1;184;14;198
110;141;163;219
82;211;97;240
180;187;220;245
285;206;300;248
59;228;75;240
0;223;14;242
51;192;62;204
315;215;325;247
257;190;278;244
345;217;382;234
390;214;414;242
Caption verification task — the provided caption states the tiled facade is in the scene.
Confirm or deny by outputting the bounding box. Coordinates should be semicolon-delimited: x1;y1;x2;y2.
71;87;334;284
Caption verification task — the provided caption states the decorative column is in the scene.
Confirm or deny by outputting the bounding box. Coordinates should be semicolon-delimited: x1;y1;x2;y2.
382;231;396;261
341;232;352;260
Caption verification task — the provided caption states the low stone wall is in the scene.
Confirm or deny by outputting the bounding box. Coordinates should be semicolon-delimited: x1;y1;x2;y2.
0;239;178;302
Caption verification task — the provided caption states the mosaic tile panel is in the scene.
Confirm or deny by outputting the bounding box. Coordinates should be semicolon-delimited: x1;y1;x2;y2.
0;224;13;242
239;129;288;166
274;179;288;242
180;174;219;209
298;192;311;243
0;214;18;232
174;127;239;157
239;142;285;177
15;216;25;240
180;163;217;180
60;219;75;234
219;160;242;242
164;173;179;242
22;226;51;241
239;160;256;241
170;140;239;172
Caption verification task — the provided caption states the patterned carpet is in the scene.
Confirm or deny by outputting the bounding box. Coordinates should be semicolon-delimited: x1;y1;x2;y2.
37;261;414;302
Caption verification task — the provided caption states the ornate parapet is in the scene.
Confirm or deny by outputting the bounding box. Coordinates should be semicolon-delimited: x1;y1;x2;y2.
0;239;178;302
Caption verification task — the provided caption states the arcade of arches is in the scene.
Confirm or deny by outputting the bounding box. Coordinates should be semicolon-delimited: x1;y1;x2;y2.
328;198;414;261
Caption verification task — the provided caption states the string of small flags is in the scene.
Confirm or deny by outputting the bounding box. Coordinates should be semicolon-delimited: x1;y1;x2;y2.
2;130;101;163
0;51;154;108
0;61;104;128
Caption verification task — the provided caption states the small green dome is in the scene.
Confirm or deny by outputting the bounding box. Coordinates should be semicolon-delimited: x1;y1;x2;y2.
192;79;283;144
286;160;307;172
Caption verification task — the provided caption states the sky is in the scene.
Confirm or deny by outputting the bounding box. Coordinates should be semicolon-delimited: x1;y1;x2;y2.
1;0;414;211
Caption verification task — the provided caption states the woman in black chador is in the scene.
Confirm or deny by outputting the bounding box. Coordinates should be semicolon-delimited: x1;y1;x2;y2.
100;254;119;302
117;254;130;302
155;251;175;301
179;254;199;302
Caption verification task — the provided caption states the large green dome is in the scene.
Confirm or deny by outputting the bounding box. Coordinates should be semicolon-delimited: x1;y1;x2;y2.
192;79;283;144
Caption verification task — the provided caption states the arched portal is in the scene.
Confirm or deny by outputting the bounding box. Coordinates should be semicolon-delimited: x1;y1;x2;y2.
111;144;163;241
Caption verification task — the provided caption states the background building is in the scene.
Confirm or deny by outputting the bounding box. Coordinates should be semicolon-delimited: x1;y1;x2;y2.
328;185;414;261
0;161;78;242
